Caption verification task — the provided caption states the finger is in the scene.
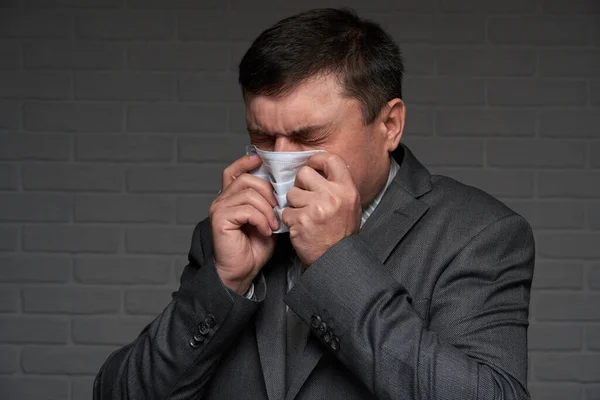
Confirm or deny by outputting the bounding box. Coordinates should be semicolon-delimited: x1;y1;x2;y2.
220;172;278;208
286;186;313;208
294;164;328;192
225;204;273;237
222;154;263;190
281;206;299;230
305;152;351;183
218;188;279;231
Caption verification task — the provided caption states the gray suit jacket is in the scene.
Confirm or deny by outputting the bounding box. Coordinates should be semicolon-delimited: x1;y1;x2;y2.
94;144;535;399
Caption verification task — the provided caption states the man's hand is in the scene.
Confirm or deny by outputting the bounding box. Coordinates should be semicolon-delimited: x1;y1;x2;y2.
209;154;280;295
282;152;362;265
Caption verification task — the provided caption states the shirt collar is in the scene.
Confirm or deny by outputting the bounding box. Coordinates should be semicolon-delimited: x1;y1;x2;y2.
361;156;400;228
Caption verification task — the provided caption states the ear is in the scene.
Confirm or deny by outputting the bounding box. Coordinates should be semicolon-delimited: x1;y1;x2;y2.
379;98;405;153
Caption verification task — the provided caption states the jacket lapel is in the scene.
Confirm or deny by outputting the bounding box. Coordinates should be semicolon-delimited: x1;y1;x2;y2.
284;144;432;399
255;255;288;400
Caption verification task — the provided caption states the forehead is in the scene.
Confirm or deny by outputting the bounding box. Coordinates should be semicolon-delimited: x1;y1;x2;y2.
244;75;351;132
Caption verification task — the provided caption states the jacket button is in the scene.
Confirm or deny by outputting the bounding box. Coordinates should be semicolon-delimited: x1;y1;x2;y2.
189;337;200;348
330;336;339;351
310;315;321;329
318;321;327;336
205;314;216;329
323;331;331;344
198;322;210;335
193;334;205;343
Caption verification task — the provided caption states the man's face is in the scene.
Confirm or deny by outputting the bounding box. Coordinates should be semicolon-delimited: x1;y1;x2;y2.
244;74;399;207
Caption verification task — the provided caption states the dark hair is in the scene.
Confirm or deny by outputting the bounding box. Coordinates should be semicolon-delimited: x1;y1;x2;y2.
238;8;403;124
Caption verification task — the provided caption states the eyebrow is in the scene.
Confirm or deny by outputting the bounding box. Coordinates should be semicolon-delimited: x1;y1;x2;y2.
247;124;331;137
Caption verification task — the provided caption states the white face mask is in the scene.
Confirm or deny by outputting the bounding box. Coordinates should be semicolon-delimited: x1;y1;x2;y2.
246;145;325;233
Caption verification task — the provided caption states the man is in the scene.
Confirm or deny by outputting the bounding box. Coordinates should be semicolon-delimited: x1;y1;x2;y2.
94;8;534;400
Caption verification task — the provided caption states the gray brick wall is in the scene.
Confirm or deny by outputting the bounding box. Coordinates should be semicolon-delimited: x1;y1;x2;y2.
0;0;598;399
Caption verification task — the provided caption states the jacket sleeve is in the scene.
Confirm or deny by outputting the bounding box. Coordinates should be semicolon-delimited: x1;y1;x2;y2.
93;219;265;400
284;213;535;400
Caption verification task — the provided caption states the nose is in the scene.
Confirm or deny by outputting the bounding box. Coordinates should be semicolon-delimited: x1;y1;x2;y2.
273;136;301;152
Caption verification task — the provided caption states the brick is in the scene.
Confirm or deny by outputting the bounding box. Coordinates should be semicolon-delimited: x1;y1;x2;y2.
586;385;600;400
0;100;19;129
402;138;483;167
23;225;120;253
24;102;123;133
404;78;485;106
76;10;175;39
24;0;122;6
0;286;19;312
125;288;173;315
72;317;152;345
0;10;72;38
75;134;173;162
126;104;226;133
178;134;248;163
590;264;600;289
505;201;585;230
0;346;18;373
22;346;115;374
24;40;124;69
529;384;582;400
0;40;20;69
539;49;600;77
439;0;536;12
0;377;69;400
436;108;535;137
539;233;600;259
178;73;240;102
128;41;228;71
75;72;175;101
386;14;486;45
528;324;582;350
125;227;193;255
0;255;71;282
487;139;586;168
127;165;223;193
71;376;94;400
487;79;587;106
592;143;600;169
22;163;123;192
176;196;213;224
589;203;600;230
437;48;535;77
488;17;593;45
178;11;285;41
0;164;18;190
542;0;600;13
0;226;18;251
397;45;434;76
531;261;583;289
536;293;600;321
23;287;120;314
587;326;600;350
429;169;534;198
403;107;434;136
0;71;72;100
75;194;174;223
128;0;224;8
539;171;600;198
540;110;600;138
231;0;436;11
594;80;600;106
0;134;69;161
534;354;600;382
74;255;171;284
0;317;68;343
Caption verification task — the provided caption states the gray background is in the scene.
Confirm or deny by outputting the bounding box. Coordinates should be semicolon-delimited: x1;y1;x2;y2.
0;0;599;399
